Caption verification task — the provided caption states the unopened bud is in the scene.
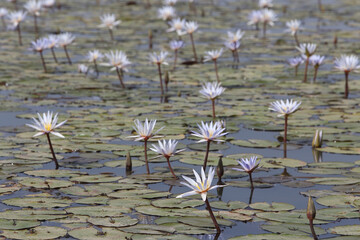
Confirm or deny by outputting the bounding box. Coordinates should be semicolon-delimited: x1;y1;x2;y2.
126;151;132;172
165;71;169;85
148;30;153;49
312;130;323;148
307;196;316;221
216;156;224;179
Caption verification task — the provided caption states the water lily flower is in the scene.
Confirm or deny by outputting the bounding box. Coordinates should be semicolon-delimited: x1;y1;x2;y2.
24;0;42;37
31;38;49;72
259;9;277;38
224;40;241;63
312;129;323;148
199;82;225;119
150;139;185;178
191;121;228;169
158;6;176;21
247;10;262;30
167;17;186;36
7;10;27;45
296;43;317;83
287;56;304;76
128;119;164;174
285;19;301;46
163;0;177;5
259;0;273;8
101;50;131;88
149;51;169;95
87;49;103;76
310;55;325;83
78;64;89;75
334;55;360;99
26;111;67;169
204;48;223;83
169;40;184;70
176;167;224;232
46;35;59;63
184;21;199;62
233;156;260;189
41;0;56;9
307;196;318;239
269;99;301;156
98;13;121;41
58;32;75;65
0;8;8;29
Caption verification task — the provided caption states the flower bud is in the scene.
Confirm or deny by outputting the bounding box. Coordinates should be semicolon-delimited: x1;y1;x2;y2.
216;156;224;179
312;130;323;148
307;196;316;221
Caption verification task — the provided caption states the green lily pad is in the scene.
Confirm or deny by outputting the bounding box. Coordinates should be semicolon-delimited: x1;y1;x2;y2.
152;198;204;209
0;209;67;221
3;197;72;208
329;225;360;236
0;219;40;230
66;206;131;217
1;226;67;240
250;202;295;211
68;226;132;240
18;177;73;189
307;177;360;185
229;233;314;240
261;223;326;235
231;139;280;148
178;216;234;227
87;216;138;227
316;195;360;207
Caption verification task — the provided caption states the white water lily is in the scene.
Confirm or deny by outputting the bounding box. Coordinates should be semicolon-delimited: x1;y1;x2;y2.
233;156;260;173
102;50;131;72
149;51;169;65
191;121;228;143
199;82;225;100
285;19;301;36
26;111;67;138
167;17;186;36
204;48;223;62
176;167;222;201
150;139;185;158
269;99;301;117
334;55;360;73
98;13;121;29
128;119;164;141
296;43;317;57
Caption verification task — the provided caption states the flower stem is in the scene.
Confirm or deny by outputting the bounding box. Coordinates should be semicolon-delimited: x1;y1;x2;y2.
34;15;39;39
294;32;300;46
173;50;178;70
284;114;288;158
295;65;298;77
157;63;164;95
93;59;99;76
17;24;22;46
116;67;126;89
39;51;47;73
211;99;216;119
204;198;221;233
214;59;220;83
263;22;267;39
248;172;254;189
51;47;58;63
144;139;150;174
63;45;72;65
344;71;349;99
313;66;318;83
304;56;309;83
189;33;198;62
166;156;177;179
203;140;211;170
46;133;59;169
108;28;114;41
309;219;318;240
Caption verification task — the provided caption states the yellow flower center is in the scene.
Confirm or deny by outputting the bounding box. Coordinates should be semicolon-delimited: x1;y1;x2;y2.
44;123;52;132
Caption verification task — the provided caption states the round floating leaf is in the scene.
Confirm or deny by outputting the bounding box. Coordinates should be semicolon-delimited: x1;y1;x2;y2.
329;225;360;236
151;198;204;209
0;219;40;230
307;177;360;185
316;195;360;207
3;197;72;208
70;175;122;183
187;143;229;151
18;177;73;189
261;158;307;169
0;184;21;196
75;196;109;205
0;209;67;221
210;201;248;210
59;185;113;196
1;226;67;240
231;139;280;148
308;162;355;169
121;224;176;235
68;226;132;240
24;169;86;178
226;181;273;188
261;223;326;236
250;202;295;211
282;181;315;188
256;211;328;224
178;216;234;227
218;211;253;221
108;198;151;208
108;189;171;199
87;216;138;227
66;206;131;217
229;233;314;240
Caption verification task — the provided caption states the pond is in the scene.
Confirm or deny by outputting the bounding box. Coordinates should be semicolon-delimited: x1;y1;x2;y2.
0;0;360;239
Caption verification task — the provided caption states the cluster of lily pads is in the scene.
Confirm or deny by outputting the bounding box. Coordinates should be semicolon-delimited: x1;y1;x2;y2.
1;0;360;239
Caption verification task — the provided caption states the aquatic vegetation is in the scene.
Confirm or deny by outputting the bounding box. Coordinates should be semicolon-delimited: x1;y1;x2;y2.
86;49;103;76
30;38;48;72
57;32;75;65
149;51;169;95
296;43;317;83
24;0;42;37
167;17;186;36
307;196;318;240
334;55;360;99
158;6;176;21
45;35;59;63
184;21;199;62
309;55;325;83
6;10;27;45
101;50;131;88
285;19;301;46
204;48;223;83
259;9;277;38
288;56;304;76
169;40;184;70
98;13;121;41
199;82;226;119
233;156;261;189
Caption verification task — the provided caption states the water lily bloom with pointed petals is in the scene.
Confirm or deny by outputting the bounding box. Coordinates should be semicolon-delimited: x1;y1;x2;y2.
78;64;88;74
204;48;223;62
167;17;186;36
7;10;27;29
334;55;360;73
177;167;223;201
98;13;121;29
87;49;103;62
184;21;198;34
31;38;48;52
226;29;244;43
26;111;67;138
46;35;59;48
260;9;277;26
285;19;301;36
24;0;43;16
41;0;56;8
149;51;169;65
259;0;273;8
150;139;185;158
0;8;8;17
288;56;303;67
191;121;228;143
58;32;75;47
199;82;225;100
163;0;177;5
224;40;240;51
128;119;164;141
158;6;176;21
296;43;317;57
101;50;131;72
269;99;301;117
233;156;260;173
310;55;325;67
169;40;184;50
247;10;262;26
